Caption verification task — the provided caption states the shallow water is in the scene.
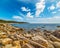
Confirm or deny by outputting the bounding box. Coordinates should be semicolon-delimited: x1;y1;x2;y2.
11;23;60;31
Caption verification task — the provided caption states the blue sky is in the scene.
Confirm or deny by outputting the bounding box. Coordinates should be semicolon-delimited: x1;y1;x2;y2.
0;0;60;23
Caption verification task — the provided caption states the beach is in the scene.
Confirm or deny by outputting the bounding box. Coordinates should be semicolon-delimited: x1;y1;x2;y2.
0;24;60;48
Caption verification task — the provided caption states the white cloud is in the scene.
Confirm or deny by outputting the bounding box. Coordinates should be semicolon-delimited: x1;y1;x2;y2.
21;7;30;12
56;1;60;8
26;12;33;18
52;11;57;14
26;16;60;23
52;16;60;18
21;7;33;18
35;0;45;17
48;5;55;10
13;16;23;20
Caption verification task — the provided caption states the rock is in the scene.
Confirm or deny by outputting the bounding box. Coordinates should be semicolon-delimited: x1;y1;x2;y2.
52;30;60;38
2;38;12;45
0;33;7;38
49;35;60;42
32;35;48;47
53;42;60;48
1;24;60;48
13;41;20;46
0;32;6;35
15;28;24;31
47;42;54;48
45;39;54;48
11;46;21;48
24;34;32;38
5;44;12;48
22;43;35;48
13;41;21;48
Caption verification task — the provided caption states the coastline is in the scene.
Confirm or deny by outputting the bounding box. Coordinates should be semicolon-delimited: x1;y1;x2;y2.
0;24;60;48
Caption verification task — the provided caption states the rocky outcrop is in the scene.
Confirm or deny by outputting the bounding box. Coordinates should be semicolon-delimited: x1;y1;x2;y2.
0;24;60;48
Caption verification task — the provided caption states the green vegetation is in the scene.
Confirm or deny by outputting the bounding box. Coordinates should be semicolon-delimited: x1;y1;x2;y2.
0;20;28;24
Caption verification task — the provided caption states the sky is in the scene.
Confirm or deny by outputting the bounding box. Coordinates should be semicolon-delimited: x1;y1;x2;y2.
0;0;60;23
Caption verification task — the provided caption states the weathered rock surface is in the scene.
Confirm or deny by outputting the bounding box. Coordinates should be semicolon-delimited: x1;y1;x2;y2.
0;24;60;48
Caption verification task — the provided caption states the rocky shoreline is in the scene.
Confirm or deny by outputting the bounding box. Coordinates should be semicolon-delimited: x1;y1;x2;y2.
0;24;60;48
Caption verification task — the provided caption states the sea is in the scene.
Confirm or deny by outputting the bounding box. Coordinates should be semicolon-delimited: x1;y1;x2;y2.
11;23;60;31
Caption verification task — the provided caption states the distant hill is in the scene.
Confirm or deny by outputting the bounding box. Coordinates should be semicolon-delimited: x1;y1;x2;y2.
0;20;28;24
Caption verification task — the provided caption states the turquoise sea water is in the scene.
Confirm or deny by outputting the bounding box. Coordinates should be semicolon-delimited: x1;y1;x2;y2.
12;24;60;31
